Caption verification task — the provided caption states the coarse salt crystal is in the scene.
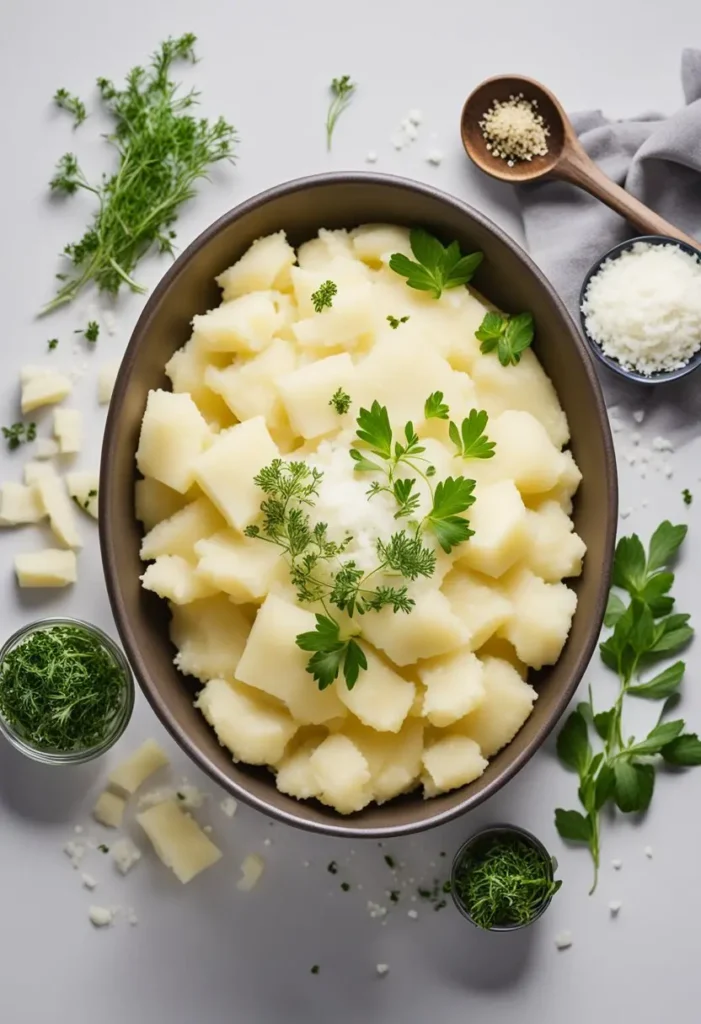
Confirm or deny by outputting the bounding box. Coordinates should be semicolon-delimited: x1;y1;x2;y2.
555;931;573;950
652;436;674;452
609;900;622;915
376;964;390;977
408;109;423;125
612;859;622;870
427;149;444;166
365;150;378;164
407;909;419;919
633;410;645;423
644;846;654;859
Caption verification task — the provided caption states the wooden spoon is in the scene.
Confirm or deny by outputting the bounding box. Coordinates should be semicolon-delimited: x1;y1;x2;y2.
460;75;698;248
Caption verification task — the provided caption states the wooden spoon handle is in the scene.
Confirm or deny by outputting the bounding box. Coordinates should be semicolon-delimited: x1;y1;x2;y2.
557;144;699;249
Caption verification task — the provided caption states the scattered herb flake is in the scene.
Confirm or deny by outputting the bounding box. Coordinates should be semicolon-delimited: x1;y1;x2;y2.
98;844;110;854
340;882;351;892
384;854;396;869
327;860;338;875
389;890;400;903
387;314;410;329
683;488;692;505
47;338;59;351
329;387;351;415
311;280;337;313
311;965;320;975
76;320;100;343
53;88;87;127
2;422;36;451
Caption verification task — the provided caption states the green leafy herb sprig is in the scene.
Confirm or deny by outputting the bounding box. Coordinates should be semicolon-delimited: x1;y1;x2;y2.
423;392;495;461
53;88;87;127
476;310;534;366
311;280;337;313
0;625;125;751
555;522;700;892
329;388;351;415
326;75;356;150
389;229;483;299
76;320;100;343
45;34;236;313
2;422;37;451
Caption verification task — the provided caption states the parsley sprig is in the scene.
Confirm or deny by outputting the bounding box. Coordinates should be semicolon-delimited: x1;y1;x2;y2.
389;229;483;299
311;280;337;312
476;311;534;366
329;388;351;415
448;409;496;460
326;75;356;150
555;522;700;892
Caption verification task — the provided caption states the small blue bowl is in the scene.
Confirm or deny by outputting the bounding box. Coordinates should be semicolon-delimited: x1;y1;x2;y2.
579;234;701;385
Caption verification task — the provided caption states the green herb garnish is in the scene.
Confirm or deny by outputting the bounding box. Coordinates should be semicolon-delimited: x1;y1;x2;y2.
387;314;410;329
555;522;700;892
329;388;351;415
476;310;534;366
327;861;338;875
53;88;87;127
683;488;692;505
45;34;236;313
311;280;337;312
424;391;450;421
389;229;483;299
98;844;110;854
47;338;59;351
325;75;356;150
2;422;37;451
297;616;367;691
453;836;560;930
76;320;100;343
389;890;400;903
0;625;125;752
448;409;496;460
340;882;351;892
311;965;320;975
384;854;396;869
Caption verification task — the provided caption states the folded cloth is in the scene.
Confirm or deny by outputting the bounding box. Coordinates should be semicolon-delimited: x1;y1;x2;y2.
518;50;701;430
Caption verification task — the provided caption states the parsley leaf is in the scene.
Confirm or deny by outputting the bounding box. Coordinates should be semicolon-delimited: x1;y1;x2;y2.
387;314;410;329
392;479;421;519
329;388;351;415
554;808;592;843
556;709;591;774
311;280;337;313
424;391;450;420
448;409;496;460
354;401;393;459
476;310;535;366
662;733;701;766
425;476;475;553
296;616;367;691
326;75;356;150
389;229;483;299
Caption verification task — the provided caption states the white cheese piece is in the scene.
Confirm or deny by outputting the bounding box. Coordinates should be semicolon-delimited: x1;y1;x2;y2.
137;799;222;884
35;438;60;459
112;837;142;876
0;483;45;524
92;789;127;829
65;471;99;519
15;549;77;587
555;931;573;950
98;361;120;405
237;853;265;892
81;873;98;891
34;472;82;548
138;784;206;811
64;840;86;869
53;408;83;454
220;797;238;818
108;739;170;795
21;370;72;413
88;906;114;928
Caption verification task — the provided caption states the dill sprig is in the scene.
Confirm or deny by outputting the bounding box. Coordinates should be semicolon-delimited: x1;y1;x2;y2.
2;422;37;451
53;88;87;127
326;76;356;150
0;625;125;751
453;837;560;930
45;33;236;313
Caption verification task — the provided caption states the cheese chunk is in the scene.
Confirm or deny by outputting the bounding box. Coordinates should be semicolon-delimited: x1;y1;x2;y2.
169;596;251;683
35;438;60;459
14;549;77;587
194;529;282;603
193;293;280;354
98;361;120;405
140;554;219;605
21;370;72;413
65;471;99;519
34;472;82;548
137;800;222;883
422;734;488;796
92;790;126;829
108;739;170;795
53;408;82;454
23;462;55;486
112;837;142;876
136;390;211;494
277;353;356;440
309;734;372;815
0;483;45;525
193;417;278;531
216;231;296;299
418;649;485;727
140;497;225;561
458;656;537;757
337;645;415;733
196;678;297;765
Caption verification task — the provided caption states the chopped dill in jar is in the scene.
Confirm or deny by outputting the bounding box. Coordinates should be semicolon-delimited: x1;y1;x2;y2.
453;834;560;930
0;624;125;752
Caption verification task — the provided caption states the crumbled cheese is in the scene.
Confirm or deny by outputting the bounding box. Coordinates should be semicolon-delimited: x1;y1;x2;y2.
644;845;654;859
609;900;622;915
404;123;419;142
220;796;238;818
480;93;549;164
367;901;388;920
390;132;406;150
652;436;674;452
633;409;645;423
408;109;422;125
664;466;674;479
112;838;142;876
407;909;419;920
92;790;127;829
89;906;114;928
555;931;573;950
581;242;701;376
612;858;623;870
64;840;86;869
237;853;265;892
82;873;98;891
139;784;205;811
376;964;390;977
365;150;378;164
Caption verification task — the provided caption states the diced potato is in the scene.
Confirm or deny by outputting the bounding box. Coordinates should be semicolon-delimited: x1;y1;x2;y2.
456;480;527;579
35;438;60;459
192;293;280;355
196;678;297;765
140;554;219;605
292;283;376;353
458;656;537;757
23;462;55;486
53;408;82;454
441;568;512;650
482;410;571;496
216;231;297;299
136;390;211;494
0;483;45;525
422;735;488;797
165;341;235;431
523;501;586;581
499;569;578;669
140;497;225;561
309;733;372;815
194;529;282;603
193;417;278;531
530;450;582;514
65;471;99;519
296;231;356;271
277;353;356;439
418;648;485;727
98;361;120;405
351;224;413;266
34;472;82;549
236;594;347;724
441;289;494;372
21;370;72;413
290;255;371;317
134;477;187;531
237;853;265;891
472;348;570;447
169;596;252;682
14;549;77;587
348;719;424;803
337;645;416;733
204;338;297;426
137;799;222;883
275;735;324;800
108;739;170;795
360;588;469;667
92;790;126;829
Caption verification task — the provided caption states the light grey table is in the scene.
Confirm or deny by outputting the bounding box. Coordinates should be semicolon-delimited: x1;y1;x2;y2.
1;3;699;1022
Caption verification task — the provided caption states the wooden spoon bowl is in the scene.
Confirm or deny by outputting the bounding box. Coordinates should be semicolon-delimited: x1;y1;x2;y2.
461;75;698;248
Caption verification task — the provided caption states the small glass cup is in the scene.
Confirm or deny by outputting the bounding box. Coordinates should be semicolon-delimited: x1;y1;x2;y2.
450;823;559;931
0;617;134;765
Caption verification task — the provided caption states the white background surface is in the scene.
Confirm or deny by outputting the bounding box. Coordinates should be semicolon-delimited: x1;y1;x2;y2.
1;3;700;1022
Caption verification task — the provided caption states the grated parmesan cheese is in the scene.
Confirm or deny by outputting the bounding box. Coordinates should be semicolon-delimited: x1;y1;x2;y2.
479;94;549;165
581;242;701;376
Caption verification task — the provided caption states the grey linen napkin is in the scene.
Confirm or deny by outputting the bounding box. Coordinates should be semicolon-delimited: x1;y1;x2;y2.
518;49;701;434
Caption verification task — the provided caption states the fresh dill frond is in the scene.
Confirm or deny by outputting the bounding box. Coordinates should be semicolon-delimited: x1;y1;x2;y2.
53;88;87;127
326;75;356;150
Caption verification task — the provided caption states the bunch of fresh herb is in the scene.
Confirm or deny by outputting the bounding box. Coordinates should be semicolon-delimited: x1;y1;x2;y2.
45;34;236;312
389;229;483;299
476;310;534;366
555;522;701;891
0;625;125;751
453;836;560;929
311;280;337;312
325;76;356;150
2;422;36;451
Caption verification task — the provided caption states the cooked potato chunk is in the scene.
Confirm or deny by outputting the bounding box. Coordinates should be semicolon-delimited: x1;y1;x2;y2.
108;739;170;795
499;568;578;669
441;568;512;650
422;735;488;796
34;471;82;549
292;283;376;353
275;735;324;800
15;549;77;587
456;480;527;579
140;497;225;561
458;656;537;757
418;648;485;727
483;410;571;496
523;501;586;581
196;678;297;765
216;231;296;299
137;800;221;884
278;353;356;440
136;390;211;494
360;589;469;667
204;338;297;426
53;408;82;454
351;224;412;266
169;596;251;682
0;483;45;525
65;471;99;519
336;645;415;733
135;477;186;531
140;554;218;605
194;529;282;603
309;734;372;814
192;293;280;355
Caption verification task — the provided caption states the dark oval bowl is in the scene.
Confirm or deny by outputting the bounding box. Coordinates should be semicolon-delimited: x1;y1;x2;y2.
100;172;617;838
579;235;701;385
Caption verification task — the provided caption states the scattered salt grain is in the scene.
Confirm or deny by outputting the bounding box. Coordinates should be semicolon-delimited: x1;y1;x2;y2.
367;901;388;920
203;825;213;834
365;150;378;164
74;825;84;835
644;846;654;859
64;840;86;869
631;432;641;445
408;109;423;125
612;859;623;870
376;964;390;977
427;149;444;166
555;931;573;950
127;908;138;926
263;838;272;847
81;873;98;891
404;123;419;142
652;436;674;452
609;900;622;916
390;132;406;151
633;410;645;424
220;797;238;818
407;909;419;920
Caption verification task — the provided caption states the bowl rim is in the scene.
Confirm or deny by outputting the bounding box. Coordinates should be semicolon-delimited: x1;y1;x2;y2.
579;234;701;385
100;170;618;838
